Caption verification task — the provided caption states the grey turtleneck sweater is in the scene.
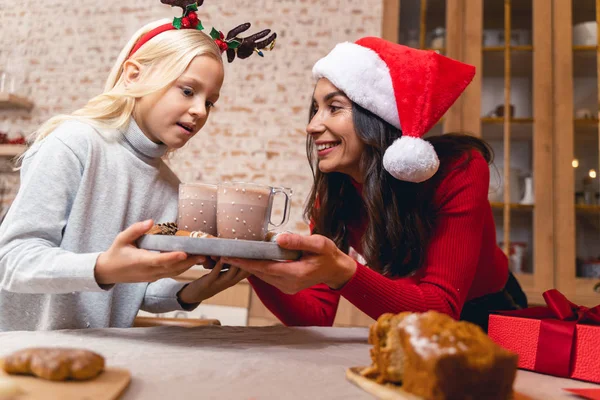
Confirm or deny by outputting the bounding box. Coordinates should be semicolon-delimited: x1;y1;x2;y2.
0;118;191;331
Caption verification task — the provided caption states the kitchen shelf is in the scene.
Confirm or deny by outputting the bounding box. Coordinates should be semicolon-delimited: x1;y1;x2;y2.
483;45;534;52
0;93;33;111
574;118;599;125
481;118;534;141
482;117;534;124
574;119;600;140
573;45;597;52
575;204;600;214
490;202;534;211
0;145;26;157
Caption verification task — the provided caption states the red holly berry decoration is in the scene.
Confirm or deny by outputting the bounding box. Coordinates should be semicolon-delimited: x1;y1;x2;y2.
219;31;224;40
181;16;191;28
187;11;199;26
215;39;229;53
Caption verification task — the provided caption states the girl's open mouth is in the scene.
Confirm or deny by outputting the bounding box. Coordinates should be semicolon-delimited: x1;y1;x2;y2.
177;122;194;134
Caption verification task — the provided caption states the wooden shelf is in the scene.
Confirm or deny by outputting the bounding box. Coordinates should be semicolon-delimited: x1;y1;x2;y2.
574;119;600;141
0;144;26;157
575;204;600;214
0;93;33;111
481;117;534;124
574;118;599;126
481;118;534;141
483;46;533;52
574;118;599;136
573;45;597;52
490;202;534;211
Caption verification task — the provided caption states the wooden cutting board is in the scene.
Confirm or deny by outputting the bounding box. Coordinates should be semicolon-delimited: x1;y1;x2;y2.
0;362;131;400
346;366;533;400
346;367;422;400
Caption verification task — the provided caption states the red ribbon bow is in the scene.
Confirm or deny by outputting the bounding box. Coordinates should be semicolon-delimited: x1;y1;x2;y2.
500;289;600;378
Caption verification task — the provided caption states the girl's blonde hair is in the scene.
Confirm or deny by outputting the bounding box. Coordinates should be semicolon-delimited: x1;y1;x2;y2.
31;18;223;143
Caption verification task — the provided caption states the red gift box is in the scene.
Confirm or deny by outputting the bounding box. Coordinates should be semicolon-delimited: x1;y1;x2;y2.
488;289;600;384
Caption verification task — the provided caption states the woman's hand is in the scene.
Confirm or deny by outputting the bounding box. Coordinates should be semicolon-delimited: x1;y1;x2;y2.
222;233;357;294
95;220;205;285
177;259;250;305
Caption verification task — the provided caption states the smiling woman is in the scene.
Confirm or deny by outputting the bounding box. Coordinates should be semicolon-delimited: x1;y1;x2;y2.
308;83;365;181
224;37;528;332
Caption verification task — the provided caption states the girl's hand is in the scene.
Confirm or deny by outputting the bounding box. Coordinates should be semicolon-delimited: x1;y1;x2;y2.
177;259;250;305
222;233;357;294
95;220;205;285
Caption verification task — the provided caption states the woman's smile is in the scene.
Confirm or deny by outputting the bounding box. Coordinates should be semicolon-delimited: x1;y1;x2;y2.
316;141;341;157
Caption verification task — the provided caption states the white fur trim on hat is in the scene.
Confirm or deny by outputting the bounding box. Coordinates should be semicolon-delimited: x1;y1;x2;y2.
383;136;440;183
312;42;401;129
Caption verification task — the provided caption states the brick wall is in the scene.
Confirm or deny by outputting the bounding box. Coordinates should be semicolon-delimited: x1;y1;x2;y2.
0;0;382;232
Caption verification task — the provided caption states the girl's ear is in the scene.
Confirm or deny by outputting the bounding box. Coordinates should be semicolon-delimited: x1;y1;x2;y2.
122;60;143;88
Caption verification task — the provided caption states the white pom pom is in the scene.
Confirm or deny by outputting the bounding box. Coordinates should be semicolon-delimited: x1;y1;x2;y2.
382;136;439;183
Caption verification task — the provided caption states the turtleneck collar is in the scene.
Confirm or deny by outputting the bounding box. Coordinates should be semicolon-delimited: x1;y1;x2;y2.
119;117;168;160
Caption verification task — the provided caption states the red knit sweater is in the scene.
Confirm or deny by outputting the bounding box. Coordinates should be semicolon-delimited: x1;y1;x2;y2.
249;151;509;326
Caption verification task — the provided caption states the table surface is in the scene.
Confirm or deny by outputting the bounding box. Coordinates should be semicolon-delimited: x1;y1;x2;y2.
0;326;598;400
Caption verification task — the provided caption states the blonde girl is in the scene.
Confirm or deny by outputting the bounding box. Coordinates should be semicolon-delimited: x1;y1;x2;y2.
0;6;275;331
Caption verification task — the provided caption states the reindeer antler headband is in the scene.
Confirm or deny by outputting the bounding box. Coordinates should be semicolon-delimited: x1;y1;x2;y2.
128;0;277;63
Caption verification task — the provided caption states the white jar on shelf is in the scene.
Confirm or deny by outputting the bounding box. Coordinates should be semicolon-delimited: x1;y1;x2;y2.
573;21;597;46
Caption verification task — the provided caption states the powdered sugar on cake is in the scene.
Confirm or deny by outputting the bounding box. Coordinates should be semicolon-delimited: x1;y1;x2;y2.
397;312;466;358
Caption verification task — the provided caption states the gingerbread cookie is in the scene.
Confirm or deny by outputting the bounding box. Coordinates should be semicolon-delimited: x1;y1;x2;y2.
3;348;105;381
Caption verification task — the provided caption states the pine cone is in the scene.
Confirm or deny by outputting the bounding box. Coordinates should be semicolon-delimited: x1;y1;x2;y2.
146;222;178;235
157;222;178;235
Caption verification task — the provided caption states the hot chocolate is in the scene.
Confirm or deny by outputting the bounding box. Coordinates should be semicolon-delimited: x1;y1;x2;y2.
178;183;217;236
217;184;273;240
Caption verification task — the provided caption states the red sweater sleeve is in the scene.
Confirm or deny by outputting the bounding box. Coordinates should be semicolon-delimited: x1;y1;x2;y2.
340;152;490;320
248;277;340;326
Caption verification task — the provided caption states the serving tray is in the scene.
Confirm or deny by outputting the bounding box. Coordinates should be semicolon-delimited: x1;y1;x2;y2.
137;235;302;261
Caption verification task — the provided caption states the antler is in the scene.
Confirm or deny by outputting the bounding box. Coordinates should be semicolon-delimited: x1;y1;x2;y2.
224;23;277;63
160;0;204;11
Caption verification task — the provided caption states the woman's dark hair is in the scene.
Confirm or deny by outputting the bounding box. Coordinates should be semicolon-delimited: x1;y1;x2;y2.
304;102;493;277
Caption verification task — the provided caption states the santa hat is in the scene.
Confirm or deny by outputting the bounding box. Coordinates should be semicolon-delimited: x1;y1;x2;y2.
312;37;475;183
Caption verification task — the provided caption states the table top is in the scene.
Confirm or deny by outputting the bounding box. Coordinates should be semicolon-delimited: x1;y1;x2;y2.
0;326;598;399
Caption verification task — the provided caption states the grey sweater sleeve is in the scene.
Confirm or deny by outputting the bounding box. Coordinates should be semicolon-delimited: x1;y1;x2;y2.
142;278;198;314
0;135;104;294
